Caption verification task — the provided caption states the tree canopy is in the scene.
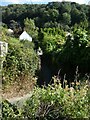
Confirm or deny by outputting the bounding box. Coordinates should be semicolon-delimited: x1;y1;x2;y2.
1;2;89;30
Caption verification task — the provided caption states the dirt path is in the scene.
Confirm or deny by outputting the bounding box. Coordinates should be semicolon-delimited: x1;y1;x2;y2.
2;78;35;98
2;79;34;106
7;92;32;107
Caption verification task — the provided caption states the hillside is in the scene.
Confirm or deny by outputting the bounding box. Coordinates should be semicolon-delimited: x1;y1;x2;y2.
1;2;90;31
1;2;90;119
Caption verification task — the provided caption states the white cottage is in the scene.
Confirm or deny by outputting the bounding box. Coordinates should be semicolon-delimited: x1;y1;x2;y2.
19;31;32;42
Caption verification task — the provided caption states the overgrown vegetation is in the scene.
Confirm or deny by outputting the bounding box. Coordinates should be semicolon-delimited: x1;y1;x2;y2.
38;27;90;82
1;27;40;87
2;77;89;119
1;1;90;119
1;2;90;81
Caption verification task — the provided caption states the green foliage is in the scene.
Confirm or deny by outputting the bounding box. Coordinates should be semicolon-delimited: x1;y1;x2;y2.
24;18;38;40
62;28;88;58
9;20;22;36
2;34;39;85
1;2;90;31
38;27;90;77
54;28;90;75
2;100;22;119
73;28;88;47
22;78;89;119
62;12;71;25
39;28;65;54
2;78;89;119
59;1;71;13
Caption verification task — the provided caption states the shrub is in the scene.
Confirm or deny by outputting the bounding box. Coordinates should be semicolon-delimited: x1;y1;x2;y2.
2;77;89;119
22;77;89;119
2;39;40;86
2;100;22;120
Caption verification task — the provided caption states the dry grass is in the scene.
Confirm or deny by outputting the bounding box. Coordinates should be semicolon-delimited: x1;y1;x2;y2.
2;76;36;99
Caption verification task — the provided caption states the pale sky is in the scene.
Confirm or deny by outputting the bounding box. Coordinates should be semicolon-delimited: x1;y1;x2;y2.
0;0;90;5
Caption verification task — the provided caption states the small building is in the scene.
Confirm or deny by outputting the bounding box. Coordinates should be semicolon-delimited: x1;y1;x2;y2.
19;31;32;42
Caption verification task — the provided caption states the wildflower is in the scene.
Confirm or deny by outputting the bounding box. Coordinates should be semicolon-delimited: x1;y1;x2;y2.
70;87;74;91
65;85;69;91
76;82;80;85
64;80;67;83
71;82;74;85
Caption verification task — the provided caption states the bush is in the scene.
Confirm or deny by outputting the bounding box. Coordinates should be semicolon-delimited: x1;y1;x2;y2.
2;100;22;120
2;77;89;119
2;39;40;86
22;77;89;119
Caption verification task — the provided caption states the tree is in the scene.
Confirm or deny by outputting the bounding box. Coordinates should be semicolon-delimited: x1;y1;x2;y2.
48;9;59;22
71;8;81;25
24;18;38;40
57;28;89;79
9;20;22;36
59;2;71;14
62;12;71;25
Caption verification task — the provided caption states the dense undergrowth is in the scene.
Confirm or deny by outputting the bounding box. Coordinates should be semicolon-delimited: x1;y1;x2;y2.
2;77;90;120
1;15;90;119
1;27;40;87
